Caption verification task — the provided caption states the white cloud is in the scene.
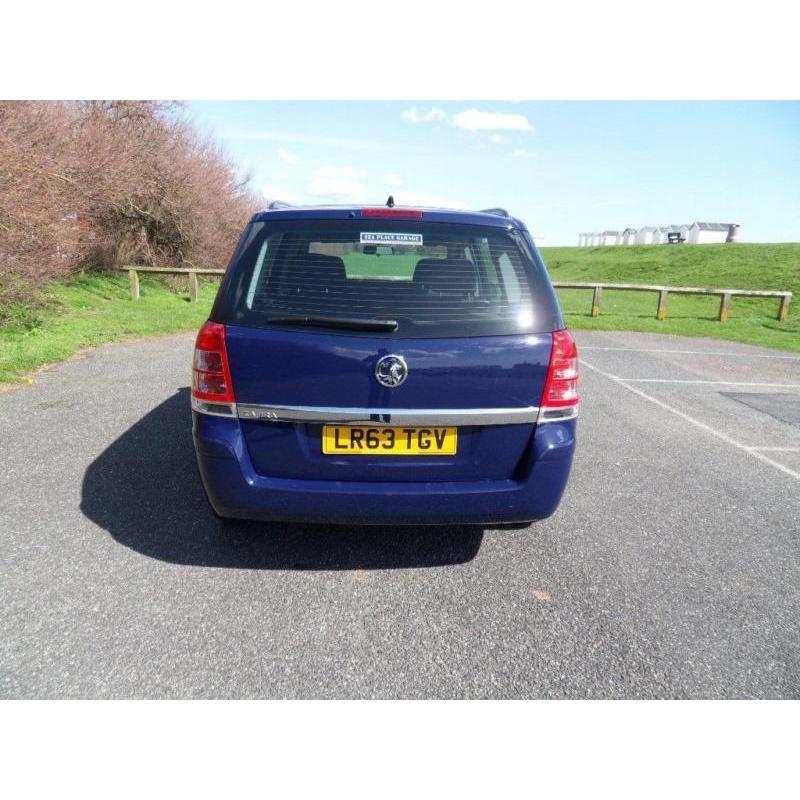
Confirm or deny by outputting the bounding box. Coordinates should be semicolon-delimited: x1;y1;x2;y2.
450;109;534;132
277;148;298;165
266;165;466;209
307;165;369;202
401;107;446;124
489;134;510;144
512;148;536;159
263;185;299;204
392;190;467;209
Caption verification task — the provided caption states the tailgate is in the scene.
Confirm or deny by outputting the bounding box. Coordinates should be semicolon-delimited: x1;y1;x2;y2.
226;325;552;483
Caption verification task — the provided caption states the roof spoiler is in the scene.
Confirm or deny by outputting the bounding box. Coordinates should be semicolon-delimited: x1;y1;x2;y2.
264;202;514;217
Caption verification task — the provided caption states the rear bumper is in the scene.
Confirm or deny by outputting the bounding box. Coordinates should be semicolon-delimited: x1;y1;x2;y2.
192;414;576;525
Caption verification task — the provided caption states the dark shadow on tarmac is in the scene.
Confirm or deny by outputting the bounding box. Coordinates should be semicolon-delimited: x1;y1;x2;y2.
80;389;484;569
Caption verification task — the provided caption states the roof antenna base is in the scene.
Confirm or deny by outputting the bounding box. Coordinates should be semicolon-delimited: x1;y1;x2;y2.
386;195;395;208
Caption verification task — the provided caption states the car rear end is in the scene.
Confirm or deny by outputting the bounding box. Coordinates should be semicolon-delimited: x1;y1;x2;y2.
191;206;577;525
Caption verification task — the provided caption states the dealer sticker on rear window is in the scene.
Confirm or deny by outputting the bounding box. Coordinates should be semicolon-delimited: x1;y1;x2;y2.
360;232;423;247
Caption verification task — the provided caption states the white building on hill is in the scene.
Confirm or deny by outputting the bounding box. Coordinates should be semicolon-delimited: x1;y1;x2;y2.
688;222;738;244
635;226;658;245
578;221;740;246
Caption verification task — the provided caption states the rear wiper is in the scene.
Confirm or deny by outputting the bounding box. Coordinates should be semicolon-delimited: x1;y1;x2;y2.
266;314;399;332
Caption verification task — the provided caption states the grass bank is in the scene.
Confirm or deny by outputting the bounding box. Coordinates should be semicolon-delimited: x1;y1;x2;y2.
541;243;800;352
1;243;798;385
0;271;218;385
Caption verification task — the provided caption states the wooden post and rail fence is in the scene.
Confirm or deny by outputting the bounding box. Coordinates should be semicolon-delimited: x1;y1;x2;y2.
554;281;792;322
124;266;224;304
120;267;793;323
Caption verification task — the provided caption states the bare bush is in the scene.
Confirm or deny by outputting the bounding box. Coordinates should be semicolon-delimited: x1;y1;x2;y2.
0;100;259;303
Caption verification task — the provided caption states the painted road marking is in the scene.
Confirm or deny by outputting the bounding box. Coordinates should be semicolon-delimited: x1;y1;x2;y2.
745;446;800;452
615;379;800;388
580;358;800;482
580;346;800;361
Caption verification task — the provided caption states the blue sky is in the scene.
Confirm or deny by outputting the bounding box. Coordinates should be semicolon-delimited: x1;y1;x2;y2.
188;101;800;246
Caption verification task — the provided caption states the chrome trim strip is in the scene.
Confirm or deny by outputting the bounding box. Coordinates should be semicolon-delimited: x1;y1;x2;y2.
537;405;579;422
236;403;540;426
191;397;238;418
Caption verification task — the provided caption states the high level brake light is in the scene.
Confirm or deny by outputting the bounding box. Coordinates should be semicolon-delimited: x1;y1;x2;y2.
539;329;579;421
361;208;423;219
191;321;236;416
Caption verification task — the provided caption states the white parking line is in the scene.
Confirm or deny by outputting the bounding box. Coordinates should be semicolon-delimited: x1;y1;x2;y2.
745;446;800;452
581;346;800;361
580;358;800;481
615;379;800;388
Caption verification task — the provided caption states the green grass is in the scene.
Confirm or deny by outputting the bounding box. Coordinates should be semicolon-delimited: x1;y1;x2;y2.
344;251;420;279
0;271;218;385
540;243;800;352
2;243;797;384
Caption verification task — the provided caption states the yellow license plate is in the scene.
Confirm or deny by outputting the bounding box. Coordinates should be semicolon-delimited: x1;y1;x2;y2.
322;426;457;455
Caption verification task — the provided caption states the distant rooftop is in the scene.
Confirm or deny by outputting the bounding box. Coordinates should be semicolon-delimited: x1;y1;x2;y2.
693;222;734;231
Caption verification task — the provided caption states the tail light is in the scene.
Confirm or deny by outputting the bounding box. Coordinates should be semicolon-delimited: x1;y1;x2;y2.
361;208;423;219
539;329;579;421
191;321;236;416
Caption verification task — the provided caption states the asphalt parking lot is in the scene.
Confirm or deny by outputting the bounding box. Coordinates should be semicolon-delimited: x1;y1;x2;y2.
1;330;798;698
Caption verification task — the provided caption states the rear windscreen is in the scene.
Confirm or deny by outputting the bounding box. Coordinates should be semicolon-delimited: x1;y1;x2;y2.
213;219;562;337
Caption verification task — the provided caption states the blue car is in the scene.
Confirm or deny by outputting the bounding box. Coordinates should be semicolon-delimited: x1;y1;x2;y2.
191;202;578;525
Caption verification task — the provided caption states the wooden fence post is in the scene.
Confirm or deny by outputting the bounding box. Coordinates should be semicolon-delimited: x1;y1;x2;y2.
718;292;731;322
128;268;140;301
591;286;602;318
552;281;791;324
189;271;199;303
778;294;791;322
656;289;668;320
